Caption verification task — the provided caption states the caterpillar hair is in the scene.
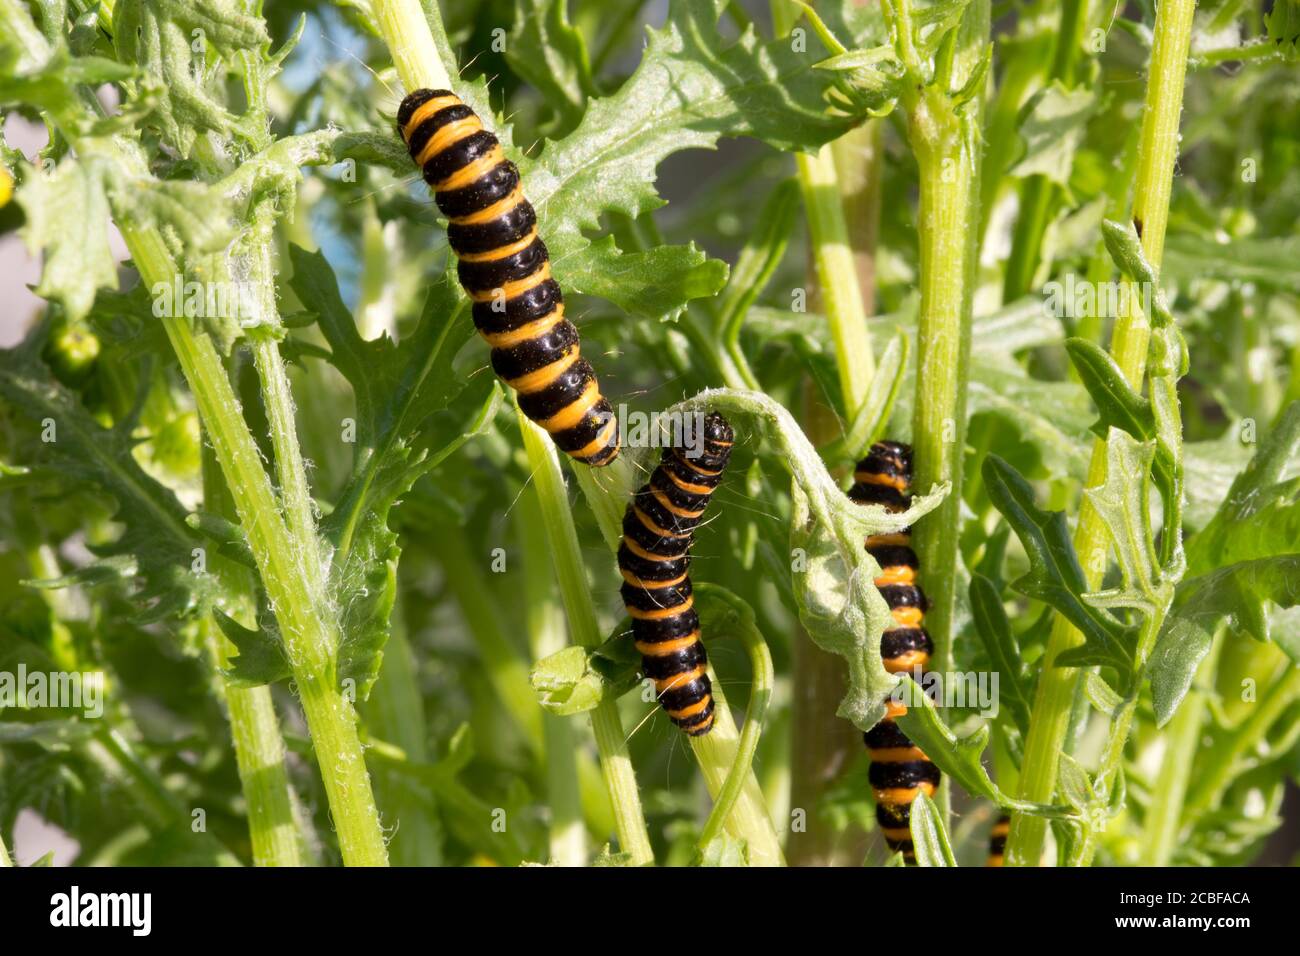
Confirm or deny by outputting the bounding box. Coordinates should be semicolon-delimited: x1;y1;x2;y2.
850;440;941;863
397;89;620;467
987;814;1009;867
616;412;734;736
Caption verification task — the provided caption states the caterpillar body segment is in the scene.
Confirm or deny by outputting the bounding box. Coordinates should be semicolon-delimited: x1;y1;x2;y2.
988;814;1010;867
617;413;735;736
849;440;941;863
397;88;619;467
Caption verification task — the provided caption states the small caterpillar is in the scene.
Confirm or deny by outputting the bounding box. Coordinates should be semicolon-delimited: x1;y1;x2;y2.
987;814;1009;867
397;89;620;467
850;440;941;863
617;412;734;736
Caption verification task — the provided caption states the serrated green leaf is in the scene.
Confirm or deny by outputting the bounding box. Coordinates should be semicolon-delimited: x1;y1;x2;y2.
0;344;218;622
1185;402;1300;577
1152;557;1300;726
556;237;728;322
111;0;268;156
215;608;290;687
530;633;642;717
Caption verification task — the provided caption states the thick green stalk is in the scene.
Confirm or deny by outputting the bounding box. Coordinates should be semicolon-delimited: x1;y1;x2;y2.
1006;0;1197;868
517;411;655;865
796;148;875;418
134;232;388;867
0;831;10;867
896;0;990;837
519;490;588;866
201;444;306;867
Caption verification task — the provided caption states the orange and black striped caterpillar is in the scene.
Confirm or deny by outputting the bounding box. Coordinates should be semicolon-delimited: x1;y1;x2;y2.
617;412;734;736
987;814;1009;866
397;89;620;467
850;440;941;862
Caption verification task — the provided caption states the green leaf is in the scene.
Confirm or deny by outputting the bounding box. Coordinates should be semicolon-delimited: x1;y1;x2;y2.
16;157;118;322
556;237;728;322
666;388;945;730
0;344;218;622
111;0;269;155
983;455;1139;684
506;0;596;132
1010;82;1098;193
968;574;1031;734
695;832;749;866
1185;402;1300;577
520;0;856;263
908;791;956;866
1162;234;1300;291
215;608;290;687
530;632;642;716
1083;429;1162;611
967;365;1095;476
1152;558;1300;724
1064;338;1154;441
1151;408;1300;728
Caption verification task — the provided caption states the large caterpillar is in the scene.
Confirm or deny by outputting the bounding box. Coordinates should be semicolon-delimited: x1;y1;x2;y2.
850;440;941;863
987;814;1009;867
616;412;734;736
397;89;620;467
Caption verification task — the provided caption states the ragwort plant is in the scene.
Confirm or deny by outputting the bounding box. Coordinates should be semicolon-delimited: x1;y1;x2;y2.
0;0;1298;867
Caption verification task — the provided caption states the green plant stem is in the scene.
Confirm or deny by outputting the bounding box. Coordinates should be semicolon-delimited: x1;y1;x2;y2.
894;0;990;834
573;442;787;866
201;442;306;867
795;149;874;422
517;410;655;865
1006;0;1197;868
0;831;11;867
372;0;453;92
697;597;774;851
1140;634;1221;865
133;232;388;867
520;489;588;866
